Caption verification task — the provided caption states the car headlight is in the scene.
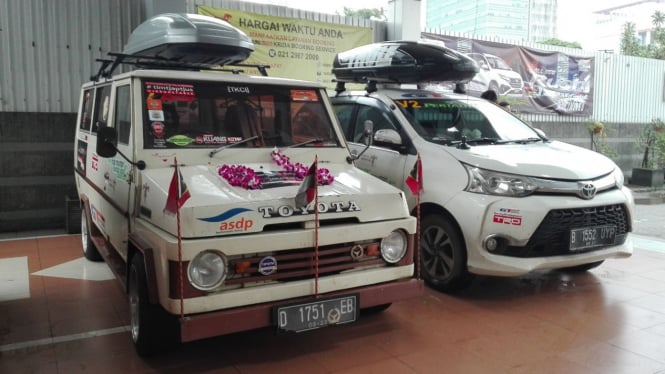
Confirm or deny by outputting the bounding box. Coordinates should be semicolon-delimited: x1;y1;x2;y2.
612;167;625;188
498;73;513;82
464;164;538;197
188;250;227;291
381;230;408;263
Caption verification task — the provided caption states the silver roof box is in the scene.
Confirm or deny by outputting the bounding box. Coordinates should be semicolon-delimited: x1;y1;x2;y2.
123;13;254;66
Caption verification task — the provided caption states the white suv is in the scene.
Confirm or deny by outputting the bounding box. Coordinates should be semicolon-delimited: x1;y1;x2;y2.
330;41;634;292
467;52;524;95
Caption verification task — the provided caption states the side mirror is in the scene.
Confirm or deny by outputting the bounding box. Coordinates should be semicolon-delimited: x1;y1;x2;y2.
347;120;374;163
374;129;402;145
96;126;118;158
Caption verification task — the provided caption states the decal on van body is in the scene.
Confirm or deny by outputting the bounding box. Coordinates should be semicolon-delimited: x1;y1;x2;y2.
91;204;106;235
198;208;254;233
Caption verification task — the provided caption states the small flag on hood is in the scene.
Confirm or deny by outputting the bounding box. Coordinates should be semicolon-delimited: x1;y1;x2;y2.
164;160;191;215
405;154;423;195
295;158;317;208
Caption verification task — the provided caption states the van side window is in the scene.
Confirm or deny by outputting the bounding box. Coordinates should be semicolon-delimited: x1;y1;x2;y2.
92;85;112;134
115;85;131;144
79;88;94;131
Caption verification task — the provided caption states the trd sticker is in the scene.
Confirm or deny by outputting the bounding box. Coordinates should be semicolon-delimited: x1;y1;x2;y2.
492;214;522;226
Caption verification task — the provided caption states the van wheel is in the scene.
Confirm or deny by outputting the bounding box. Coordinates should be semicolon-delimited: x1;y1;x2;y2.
129;254;179;356
560;260;604;273
420;215;472;293
81;209;102;261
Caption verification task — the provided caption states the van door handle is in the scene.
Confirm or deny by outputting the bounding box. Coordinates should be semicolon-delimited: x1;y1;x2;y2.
104;172;110;180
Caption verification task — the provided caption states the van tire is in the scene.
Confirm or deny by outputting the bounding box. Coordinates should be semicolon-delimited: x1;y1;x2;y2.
420;215;472;293
81;209;102;262
129;254;179;356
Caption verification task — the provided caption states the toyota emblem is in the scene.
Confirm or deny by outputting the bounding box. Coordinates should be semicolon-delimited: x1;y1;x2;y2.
578;182;597;200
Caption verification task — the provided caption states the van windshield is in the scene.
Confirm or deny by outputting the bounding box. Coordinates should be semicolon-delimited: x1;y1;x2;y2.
394;98;541;145
142;80;339;149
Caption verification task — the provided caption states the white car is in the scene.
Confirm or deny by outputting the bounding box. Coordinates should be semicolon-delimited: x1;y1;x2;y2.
330;41;634;292
467;52;524;95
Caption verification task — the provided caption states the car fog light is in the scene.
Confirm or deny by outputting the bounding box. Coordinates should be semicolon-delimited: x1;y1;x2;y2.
484;236;499;252
381;230;408;263
188;250;227;291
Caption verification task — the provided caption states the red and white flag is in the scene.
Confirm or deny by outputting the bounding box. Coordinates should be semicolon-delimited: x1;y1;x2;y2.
295;158;317;208
164;160;191;215
405;154;423;195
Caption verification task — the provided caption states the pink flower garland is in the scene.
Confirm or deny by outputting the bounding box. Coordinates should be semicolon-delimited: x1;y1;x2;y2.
217;148;334;189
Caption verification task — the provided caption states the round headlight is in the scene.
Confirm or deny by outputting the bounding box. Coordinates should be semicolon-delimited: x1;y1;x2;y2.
380;230;408;263
188;250;227;291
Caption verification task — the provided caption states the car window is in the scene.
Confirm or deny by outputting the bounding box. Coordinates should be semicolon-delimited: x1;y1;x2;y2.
353;106;398;142
78;88;94;131
142;80;340;149
92;85;112;134
115;85;131;145
332;103;354;139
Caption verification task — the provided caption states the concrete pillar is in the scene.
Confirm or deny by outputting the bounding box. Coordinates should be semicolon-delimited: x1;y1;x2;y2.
386;0;422;41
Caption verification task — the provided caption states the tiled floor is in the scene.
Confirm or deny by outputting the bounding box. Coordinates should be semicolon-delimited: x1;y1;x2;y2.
2;234;665;373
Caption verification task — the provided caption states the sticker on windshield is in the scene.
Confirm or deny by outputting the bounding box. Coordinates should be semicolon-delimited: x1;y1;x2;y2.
291;89;318;102
145;82;195;101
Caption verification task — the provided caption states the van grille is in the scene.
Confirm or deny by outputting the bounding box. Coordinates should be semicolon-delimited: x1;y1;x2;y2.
225;241;385;286
498;204;630;258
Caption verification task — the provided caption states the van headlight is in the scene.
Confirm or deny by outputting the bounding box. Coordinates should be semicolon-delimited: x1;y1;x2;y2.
188;250;227;291
464;164;538;197
381;230;408;263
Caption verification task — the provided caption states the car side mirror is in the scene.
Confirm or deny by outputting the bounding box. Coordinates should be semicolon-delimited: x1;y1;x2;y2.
97;126;118;158
347;120;374;163
374;129;402;145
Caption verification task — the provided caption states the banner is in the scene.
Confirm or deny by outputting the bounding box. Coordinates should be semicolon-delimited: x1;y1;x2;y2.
421;33;595;116
198;6;372;89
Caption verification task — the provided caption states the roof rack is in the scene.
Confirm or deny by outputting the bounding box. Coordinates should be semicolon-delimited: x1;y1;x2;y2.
91;52;270;81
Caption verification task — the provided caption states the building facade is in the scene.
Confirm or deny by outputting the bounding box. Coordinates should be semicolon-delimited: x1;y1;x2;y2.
425;0;557;42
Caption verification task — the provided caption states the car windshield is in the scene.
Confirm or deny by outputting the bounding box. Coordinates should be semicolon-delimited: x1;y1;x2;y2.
487;56;511;70
393;97;541;145
142;80;340;149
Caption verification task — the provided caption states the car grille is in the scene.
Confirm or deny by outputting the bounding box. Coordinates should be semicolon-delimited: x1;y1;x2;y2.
509;78;522;88
225;241;385;286
497;204;630;258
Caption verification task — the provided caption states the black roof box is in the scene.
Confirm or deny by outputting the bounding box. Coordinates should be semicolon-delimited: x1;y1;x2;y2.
123;13;254;66
332;40;479;84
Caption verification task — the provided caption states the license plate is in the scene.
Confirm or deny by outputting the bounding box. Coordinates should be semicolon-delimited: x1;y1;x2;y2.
274;294;358;333
569;225;617;250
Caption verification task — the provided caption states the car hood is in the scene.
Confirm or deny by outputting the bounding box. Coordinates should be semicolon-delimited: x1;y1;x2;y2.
448;140;617;180
139;163;409;238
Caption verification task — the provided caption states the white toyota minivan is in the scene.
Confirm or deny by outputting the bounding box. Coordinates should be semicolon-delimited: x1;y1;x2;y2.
329;41;634;292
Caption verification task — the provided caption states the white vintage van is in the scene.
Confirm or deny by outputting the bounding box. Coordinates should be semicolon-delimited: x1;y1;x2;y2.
74;14;420;355
329;41;634;292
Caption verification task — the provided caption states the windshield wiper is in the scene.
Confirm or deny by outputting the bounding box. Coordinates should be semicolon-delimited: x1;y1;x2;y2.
465;137;502;145
513;137;543;144
288;138;325;148
208;135;259;157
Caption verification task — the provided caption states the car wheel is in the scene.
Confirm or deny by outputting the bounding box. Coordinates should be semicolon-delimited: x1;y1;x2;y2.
129;254;179;356
420;215;472;292
560;260;605;273
81;209;102;261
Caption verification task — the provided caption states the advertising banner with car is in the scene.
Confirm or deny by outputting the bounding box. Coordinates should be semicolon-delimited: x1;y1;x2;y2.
198;6;372;90
421;32;595;116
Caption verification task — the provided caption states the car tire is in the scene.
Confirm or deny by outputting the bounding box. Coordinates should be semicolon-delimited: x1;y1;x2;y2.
129;254;179;356
560;260;605;273
81;209;102;262
420;215;472;293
